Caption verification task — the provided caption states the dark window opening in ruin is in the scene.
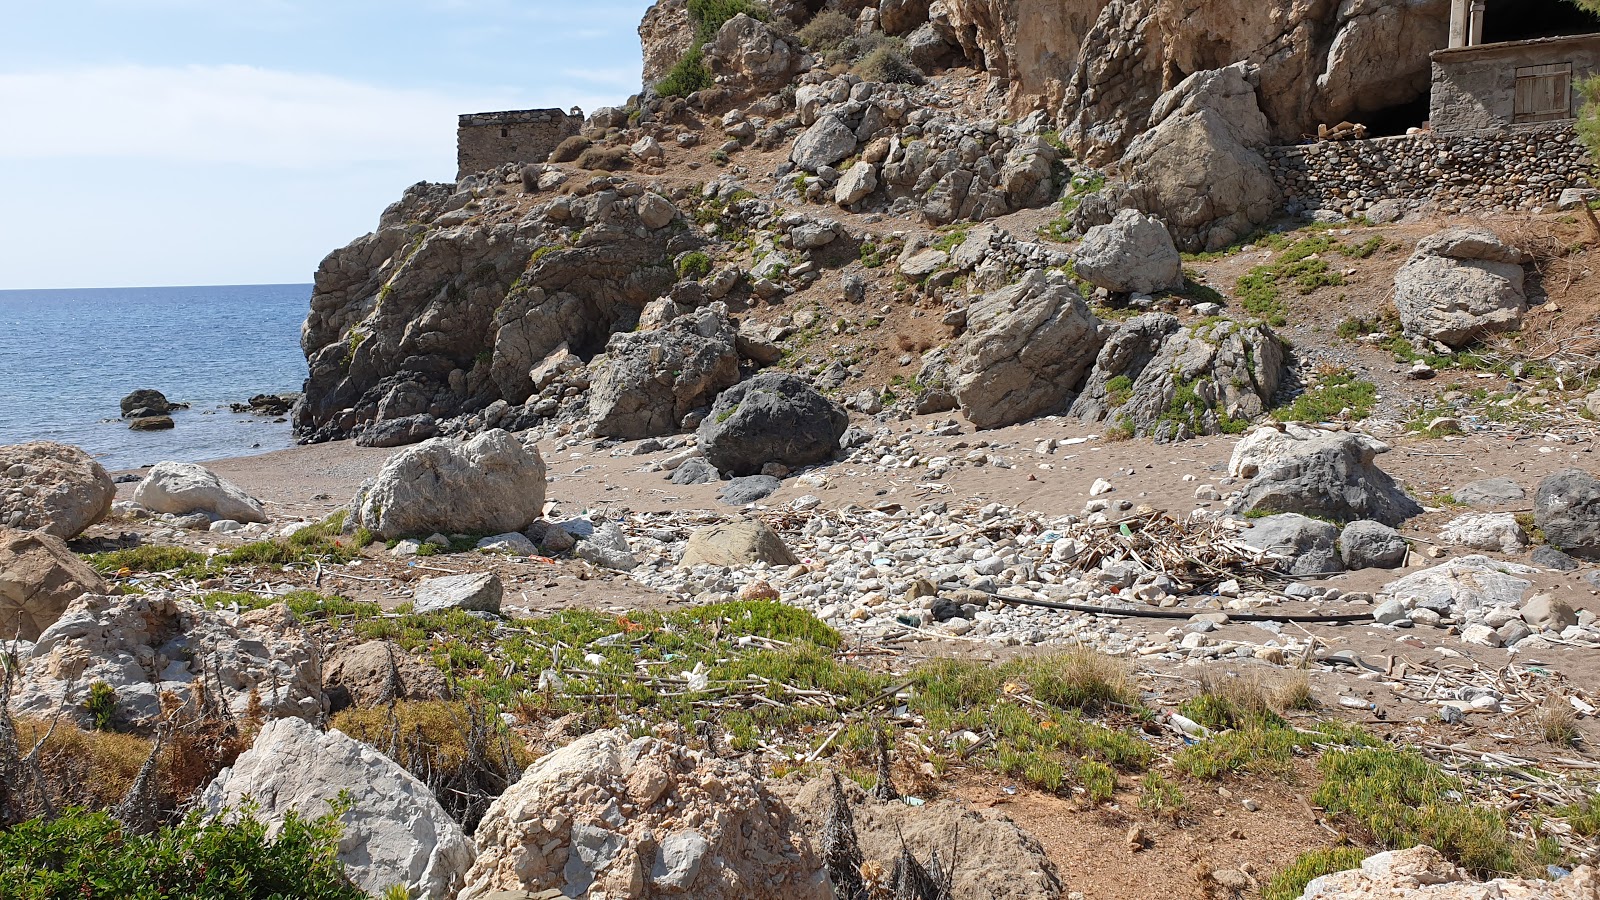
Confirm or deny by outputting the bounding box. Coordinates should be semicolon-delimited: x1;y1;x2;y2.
500;127;509;138
1361;95;1433;137
1484;0;1600;44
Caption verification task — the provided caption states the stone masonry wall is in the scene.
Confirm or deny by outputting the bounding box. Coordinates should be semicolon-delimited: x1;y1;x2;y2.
457;109;582;179
1263;124;1589;217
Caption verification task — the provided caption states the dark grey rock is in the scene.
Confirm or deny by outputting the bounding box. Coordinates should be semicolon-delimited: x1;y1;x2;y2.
120;389;170;418
1339;520;1408;570
1233;427;1423;526
670;457;721;485
1531;545;1580;571
718;475;781;505
355;414;439;448
1239;513;1342;576
697;373;848;477
1453;477;1525;508
1534;470;1600;558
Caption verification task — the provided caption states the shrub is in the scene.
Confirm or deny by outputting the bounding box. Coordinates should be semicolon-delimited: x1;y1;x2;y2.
657;47;714;98
575;146;630;172
1262;848;1368;900
852;42;921;84
84;682;117;732
88;545;206;575
797;9;853;52
687;0;768;43
0;804;365;899
676;251;713;279
547;135;590;163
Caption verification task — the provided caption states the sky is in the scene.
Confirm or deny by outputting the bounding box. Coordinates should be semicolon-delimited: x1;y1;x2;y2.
0;0;654;290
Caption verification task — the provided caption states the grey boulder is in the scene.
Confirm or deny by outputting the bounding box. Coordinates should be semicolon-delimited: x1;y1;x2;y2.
353;430;547;540
790;114;858;172
1239;513;1342;576
948;270;1103;430
719;475;782;505
414;572;503;614
1534;469;1600;558
697;374;848;477
202;717;475;899
133;461;269;523
588;304;741;441
1230;425;1422;526
1392;228;1529;349
1339;520;1408;570
1073;209;1184;295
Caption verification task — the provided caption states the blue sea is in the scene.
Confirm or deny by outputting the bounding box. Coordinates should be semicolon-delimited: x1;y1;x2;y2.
0;284;311;471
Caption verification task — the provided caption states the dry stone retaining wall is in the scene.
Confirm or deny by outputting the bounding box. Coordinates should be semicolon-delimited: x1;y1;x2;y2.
1264;124;1589;217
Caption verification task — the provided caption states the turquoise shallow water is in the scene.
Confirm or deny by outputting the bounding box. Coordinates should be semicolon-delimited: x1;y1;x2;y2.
0;284;311;470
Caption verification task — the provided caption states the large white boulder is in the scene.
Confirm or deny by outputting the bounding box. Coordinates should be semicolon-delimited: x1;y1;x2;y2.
0;441;116;538
352;429;547;540
10;592;325;729
1299;846;1596;899
459;729;827;900
133;462;268;523
202;717;475;899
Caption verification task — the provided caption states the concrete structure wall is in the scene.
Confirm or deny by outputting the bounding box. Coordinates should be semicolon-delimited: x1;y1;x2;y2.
457;109;583;179
1430;34;1600;133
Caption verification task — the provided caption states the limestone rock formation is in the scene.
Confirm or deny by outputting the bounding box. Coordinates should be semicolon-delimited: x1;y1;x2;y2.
639;0;692;86
1383;556;1536;614
704;14;804;95
697;374;848;476
202;717;476;899
352;430;547;540
1113;64;1279;252
296;184;689;444
1393;228;1530;349
0;528;109;642
588;304;742;440
413;572;504;615
11;592;326;730
1069;315;1284;442
680;519;798;568
1230;425;1423;526
1438;513;1528;554
1073;208;1184;295
948;270;1103;430
132;462;270;524
0;442;116;539
1298;846;1596;899
459;728;829;900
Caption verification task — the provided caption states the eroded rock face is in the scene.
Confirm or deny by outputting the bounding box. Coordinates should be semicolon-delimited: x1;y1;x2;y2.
1230;425;1423;526
697;374;848;476
949;270;1103;430
0;442;116;539
1393;228;1530;349
296;186;687;443
202;717;476;900
459;728;829;900
588;304;742;440
1113;64;1279;252
352;430;547;540
132;462;269;524
1239;514;1342;576
1069;315;1284;442
11;592;326;730
0;528;109;642
323;640;449;712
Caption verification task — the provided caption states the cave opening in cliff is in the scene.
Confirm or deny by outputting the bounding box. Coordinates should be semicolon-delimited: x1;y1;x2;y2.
1360;95;1433;137
1483;0;1600;44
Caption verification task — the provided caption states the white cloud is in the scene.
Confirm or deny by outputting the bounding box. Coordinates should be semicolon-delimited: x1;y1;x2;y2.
0;64;613;168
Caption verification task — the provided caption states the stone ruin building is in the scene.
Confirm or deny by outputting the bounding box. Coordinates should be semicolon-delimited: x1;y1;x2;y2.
456;107;583;179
